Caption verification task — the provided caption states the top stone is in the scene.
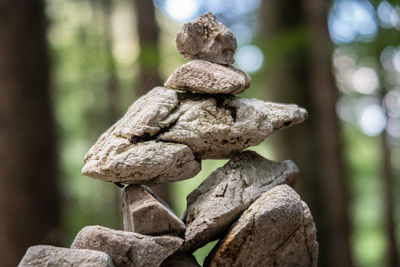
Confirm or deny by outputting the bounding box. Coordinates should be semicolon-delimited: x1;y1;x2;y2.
176;12;237;65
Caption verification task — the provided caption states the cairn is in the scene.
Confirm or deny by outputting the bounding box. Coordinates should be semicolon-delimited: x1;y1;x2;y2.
19;12;318;267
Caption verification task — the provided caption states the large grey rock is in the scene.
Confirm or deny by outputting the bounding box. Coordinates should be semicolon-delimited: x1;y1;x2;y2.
161;253;200;267
165;60;250;94
180;151;298;251
176;12;237;65
18;245;114;267
160;95;307;159
122;185;185;236
205;185;318;267
71;225;183;267
82;87;201;185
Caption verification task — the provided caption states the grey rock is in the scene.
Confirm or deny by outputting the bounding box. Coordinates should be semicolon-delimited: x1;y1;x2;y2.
71;225;183;267
176;12;237;65
180;151;298;251
205;185;318;267
122;185;185;236
18;245;114;267
160;95;307;159
161;253;200;267
82;87;201;185
165;60;250;94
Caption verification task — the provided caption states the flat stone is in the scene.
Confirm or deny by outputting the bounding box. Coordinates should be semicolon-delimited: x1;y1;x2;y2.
18;245;114;267
180;151;299;251
205;185;318;267
165;60;250;94
122;185;185;236
161;252;200;267
71;225;183;267
159;95;307;159
176;12;237;65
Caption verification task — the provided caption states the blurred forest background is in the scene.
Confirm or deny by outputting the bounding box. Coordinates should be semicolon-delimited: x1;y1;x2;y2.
1;0;400;266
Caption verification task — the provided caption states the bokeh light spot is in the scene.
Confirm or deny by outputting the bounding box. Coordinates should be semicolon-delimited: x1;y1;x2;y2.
235;45;263;73
165;0;199;22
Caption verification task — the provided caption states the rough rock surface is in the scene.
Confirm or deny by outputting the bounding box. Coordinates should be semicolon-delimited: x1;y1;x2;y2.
176;12;237;65
161;253;200;267
165;60;251;94
71;225;183;267
122;185;185;235
205;185;318;267
18;245;114;267
160;94;308;159
81;87;201;184
180;151;299;251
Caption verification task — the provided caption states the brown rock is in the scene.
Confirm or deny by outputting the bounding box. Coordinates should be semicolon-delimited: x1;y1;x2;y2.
205;185;318;267
161;252;200;267
71;225;183;267
165;60;250;94
18;245;114;267
180;151;298;251
176;12;237;65
122;185;185;236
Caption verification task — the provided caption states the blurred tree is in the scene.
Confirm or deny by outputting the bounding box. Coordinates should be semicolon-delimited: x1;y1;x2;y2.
261;0;353;266
0;0;59;266
134;0;170;203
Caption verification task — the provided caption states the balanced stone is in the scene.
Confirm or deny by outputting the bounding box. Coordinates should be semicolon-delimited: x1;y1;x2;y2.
165;60;250;94
161;253;200;267
122;185;185;236
205;185;318;267
180;151;298;251
71;225;183;267
159;94;308;159
176;12;237;65
18;245;114;267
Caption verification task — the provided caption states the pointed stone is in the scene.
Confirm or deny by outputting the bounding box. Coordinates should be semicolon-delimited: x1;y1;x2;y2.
161;252;200;267
18;245;114;267
165;60;251;94
71;225;183;267
159;95;308;159
180;151;298;251
176;12;237;65
205;185;318;267
122;185;185;236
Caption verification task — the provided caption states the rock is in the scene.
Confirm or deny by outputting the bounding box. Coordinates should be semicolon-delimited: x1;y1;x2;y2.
161;252;200;267
81;87;201;184
71;225;183;267
159;95;307;159
180;151;298;251
18;245;114;267
205;185;318;267
176;12;237;65
122;185;185;236
82;138;201;185
165;60;250;94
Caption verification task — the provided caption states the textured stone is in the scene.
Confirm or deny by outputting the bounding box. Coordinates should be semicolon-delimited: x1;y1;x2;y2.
122;185;185;236
71;225;183;267
176;12;237;65
165;60;250;94
82;87;201;185
161;253;200;267
18;245;114;267
160;94;307;159
180;151;298;251
205;185;318;267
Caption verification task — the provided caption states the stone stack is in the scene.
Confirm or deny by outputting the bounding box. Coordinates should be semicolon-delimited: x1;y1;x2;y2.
19;12;318;267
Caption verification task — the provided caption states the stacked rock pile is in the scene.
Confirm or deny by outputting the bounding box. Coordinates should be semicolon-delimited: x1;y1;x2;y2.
19;12;318;267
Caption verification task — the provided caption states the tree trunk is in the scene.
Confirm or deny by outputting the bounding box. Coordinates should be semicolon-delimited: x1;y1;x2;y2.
133;0;169;204
0;1;59;266
261;0;353;266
